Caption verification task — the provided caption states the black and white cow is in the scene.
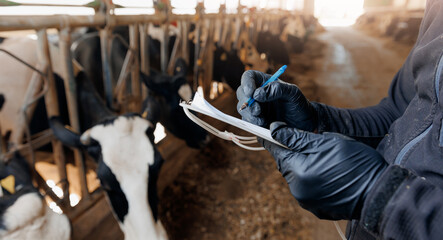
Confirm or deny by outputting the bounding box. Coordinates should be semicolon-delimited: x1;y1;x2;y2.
50;114;168;240
0;152;71;240
212;45;245;91
45;65;169;239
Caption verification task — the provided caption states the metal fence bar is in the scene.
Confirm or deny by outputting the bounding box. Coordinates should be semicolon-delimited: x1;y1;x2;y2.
36;29;70;212
129;24;141;112
9;69;43;146
139;24;149;101
193;20;201;92
181;21;189;65
99;28;114;109
58;28;90;200
0;14;106;31
160;23;169;74
202;19;215;99
0;12;258;32
140;24;150;75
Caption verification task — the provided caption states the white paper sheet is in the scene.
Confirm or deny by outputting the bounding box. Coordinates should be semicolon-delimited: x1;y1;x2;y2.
180;92;287;148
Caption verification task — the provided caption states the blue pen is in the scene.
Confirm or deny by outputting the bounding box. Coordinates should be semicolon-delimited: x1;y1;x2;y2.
239;65;287;111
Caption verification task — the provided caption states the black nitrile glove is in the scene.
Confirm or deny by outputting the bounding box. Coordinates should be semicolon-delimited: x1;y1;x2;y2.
262;122;388;220
236;70;318;131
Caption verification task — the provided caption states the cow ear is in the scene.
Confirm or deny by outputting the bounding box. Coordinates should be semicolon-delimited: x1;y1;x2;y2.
49;117;82;148
141;72;170;96
141;72;160;91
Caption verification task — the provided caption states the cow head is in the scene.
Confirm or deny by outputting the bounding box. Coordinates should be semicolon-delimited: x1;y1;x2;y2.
0;153;71;240
212;45;245;90
50;114;167;240
256;31;290;66
141;59;209;149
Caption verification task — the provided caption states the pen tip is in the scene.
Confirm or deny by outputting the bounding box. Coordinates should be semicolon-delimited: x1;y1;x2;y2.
239;102;248;112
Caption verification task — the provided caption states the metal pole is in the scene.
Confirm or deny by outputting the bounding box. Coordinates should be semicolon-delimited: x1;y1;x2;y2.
58;28;89;200
233;15;243;50
193;20;201;92
36;29;70;212
10;70;43;146
139;24;149;101
160;23;169;74
181;21;189;65
114;50;132;112
0;12;257;32
129;24;141;112
203;19;215;99
140;24;150;75
0;15;106;31
99;28;114;109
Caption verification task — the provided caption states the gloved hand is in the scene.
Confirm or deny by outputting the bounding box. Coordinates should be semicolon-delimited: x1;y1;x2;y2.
261;122;388;220
236;70;318;131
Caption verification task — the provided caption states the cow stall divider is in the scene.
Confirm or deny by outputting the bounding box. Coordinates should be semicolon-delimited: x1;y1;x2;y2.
0;1;304;237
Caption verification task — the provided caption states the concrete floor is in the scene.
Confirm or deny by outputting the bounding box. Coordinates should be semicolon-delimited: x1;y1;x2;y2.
315;27;410;108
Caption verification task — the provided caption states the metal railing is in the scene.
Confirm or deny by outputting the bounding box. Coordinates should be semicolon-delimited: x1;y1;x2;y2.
0;0;296;223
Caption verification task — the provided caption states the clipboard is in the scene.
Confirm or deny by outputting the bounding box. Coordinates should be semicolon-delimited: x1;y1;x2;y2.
179;92;287;150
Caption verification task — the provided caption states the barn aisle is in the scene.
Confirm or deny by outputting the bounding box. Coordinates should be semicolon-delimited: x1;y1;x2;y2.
313;26;412;108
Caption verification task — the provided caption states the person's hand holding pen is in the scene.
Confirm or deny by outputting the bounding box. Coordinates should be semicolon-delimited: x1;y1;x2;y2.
237;68;390;222
236;68;319;132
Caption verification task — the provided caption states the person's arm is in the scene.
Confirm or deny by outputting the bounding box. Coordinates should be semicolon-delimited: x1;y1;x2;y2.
237;61;415;148
313;61;415;146
361;165;443;239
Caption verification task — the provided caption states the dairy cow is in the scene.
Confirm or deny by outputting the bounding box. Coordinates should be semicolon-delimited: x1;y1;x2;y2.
45;64;169;239
0;153;71;240
50;113;168;240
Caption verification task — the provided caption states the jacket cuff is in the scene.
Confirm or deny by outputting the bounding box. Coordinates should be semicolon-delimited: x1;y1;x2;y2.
360;165;411;235
310;102;329;133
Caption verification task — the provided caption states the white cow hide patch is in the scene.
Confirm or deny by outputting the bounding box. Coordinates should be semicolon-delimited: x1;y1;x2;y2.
0;192;70;240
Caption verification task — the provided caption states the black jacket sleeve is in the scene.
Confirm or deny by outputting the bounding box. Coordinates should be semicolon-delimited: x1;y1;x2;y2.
312;60;415;147
360;165;443;239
